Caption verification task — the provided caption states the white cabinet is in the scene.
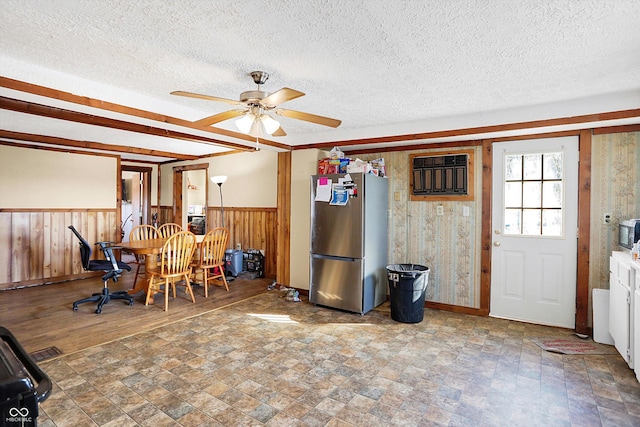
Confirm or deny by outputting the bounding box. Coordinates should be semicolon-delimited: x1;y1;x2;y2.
610;251;635;368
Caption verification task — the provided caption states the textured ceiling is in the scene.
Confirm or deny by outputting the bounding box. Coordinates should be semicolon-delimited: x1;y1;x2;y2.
0;0;639;161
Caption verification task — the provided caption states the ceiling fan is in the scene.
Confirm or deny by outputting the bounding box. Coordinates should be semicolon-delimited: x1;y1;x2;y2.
171;71;341;137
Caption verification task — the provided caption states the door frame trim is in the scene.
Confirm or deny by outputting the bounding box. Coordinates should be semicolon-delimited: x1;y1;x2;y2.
172;163;209;230
122;165;152;227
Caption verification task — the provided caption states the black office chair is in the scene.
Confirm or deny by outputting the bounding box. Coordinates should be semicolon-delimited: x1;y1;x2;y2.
68;225;134;314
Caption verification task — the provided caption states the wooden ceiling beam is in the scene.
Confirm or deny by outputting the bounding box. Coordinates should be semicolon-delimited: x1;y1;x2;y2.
297;108;640;151
0;76;290;151
0;129;198;161
0;95;256;152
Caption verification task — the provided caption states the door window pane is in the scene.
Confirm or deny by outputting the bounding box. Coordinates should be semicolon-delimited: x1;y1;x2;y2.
503;152;563;237
504;209;521;235
542;181;562;208
504;182;522;207
505;155;522;180
522;182;541;208
543;153;563;179
522;209;541;235
542;209;562;236
523;154;542;180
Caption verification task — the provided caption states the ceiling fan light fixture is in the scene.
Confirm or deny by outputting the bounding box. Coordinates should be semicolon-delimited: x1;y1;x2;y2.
249;120;261;138
235;114;255;134
260;114;280;135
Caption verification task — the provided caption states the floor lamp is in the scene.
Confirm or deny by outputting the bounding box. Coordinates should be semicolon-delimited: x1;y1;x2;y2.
210;175;227;227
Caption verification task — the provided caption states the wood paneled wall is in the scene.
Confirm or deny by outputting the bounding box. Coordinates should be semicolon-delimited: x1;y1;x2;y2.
0;210;119;290
157;206;172;225
158;206;278;279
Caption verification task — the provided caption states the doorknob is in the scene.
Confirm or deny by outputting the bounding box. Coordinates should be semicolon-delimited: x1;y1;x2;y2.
494;229;501;235
493;241;501;247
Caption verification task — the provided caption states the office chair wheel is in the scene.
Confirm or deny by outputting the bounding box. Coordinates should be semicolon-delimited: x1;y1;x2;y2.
95;308;102;314
73;304;78;311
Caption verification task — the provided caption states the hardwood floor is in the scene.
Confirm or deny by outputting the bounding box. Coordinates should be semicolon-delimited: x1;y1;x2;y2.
0;271;272;357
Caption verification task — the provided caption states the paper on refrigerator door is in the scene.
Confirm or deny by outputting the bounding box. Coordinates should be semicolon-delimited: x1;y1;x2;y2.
329;184;349;206
315;177;332;202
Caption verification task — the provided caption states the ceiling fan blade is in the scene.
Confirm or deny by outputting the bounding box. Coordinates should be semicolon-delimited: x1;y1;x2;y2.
275;109;342;128
260;88;305;108
171;90;243;106
271;126;287;137
194;109;246;126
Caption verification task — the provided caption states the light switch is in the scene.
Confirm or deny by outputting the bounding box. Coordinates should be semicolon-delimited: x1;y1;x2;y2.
394;191;401;201
463;206;470;217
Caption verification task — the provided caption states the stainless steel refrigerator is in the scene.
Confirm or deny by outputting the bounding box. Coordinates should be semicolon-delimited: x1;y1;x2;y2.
309;172;388;314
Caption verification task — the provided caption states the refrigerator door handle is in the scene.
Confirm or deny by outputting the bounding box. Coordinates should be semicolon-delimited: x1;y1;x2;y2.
311;254;358;262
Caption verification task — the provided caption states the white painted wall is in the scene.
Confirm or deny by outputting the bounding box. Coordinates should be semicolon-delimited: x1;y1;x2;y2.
0;145;116;208
185;170;206;207
288;149;328;289
160;149;278;208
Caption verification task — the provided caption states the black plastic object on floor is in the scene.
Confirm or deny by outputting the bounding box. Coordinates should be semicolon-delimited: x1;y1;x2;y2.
386;264;430;323
0;326;52;426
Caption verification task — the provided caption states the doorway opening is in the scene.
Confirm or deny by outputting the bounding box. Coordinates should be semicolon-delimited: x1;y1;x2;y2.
173;163;209;235
121;166;152;242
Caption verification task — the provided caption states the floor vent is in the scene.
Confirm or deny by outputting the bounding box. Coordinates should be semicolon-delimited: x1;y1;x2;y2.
29;346;62;362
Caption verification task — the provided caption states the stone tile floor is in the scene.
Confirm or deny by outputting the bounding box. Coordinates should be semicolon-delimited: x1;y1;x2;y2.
36;291;640;426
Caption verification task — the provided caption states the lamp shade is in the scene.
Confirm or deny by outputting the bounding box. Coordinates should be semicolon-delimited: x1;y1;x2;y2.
210;175;227;185
260;114;280;134
235;114;255;134
235;112;280;136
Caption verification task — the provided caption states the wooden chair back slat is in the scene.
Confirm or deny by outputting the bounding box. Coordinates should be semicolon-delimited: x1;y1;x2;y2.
129;225;159;241
158;223;183;239
199;227;228;266
159;231;196;277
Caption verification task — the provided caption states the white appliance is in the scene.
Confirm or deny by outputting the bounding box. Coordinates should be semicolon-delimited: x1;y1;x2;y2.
592;289;614;345
610;251;635;368
309;173;388;314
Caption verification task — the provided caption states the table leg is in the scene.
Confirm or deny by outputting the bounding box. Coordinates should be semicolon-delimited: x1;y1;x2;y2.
145;256;157;303
128;254;156;304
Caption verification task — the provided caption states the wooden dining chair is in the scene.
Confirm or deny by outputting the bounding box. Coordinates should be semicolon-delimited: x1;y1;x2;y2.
191;227;229;297
158;223;183;238
145;231;197;311
128;224;159;288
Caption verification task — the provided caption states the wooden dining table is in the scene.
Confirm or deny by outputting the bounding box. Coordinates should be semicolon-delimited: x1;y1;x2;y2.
119;234;205;299
119;238;167;298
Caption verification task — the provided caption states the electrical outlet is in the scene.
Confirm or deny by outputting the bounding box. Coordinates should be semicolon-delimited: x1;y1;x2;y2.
436;205;444;216
603;213;612;225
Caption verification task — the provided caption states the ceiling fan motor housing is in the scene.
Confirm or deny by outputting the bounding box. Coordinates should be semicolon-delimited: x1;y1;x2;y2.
239;90;268;104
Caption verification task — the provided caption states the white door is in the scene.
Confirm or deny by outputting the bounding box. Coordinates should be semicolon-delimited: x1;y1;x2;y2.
490;136;578;328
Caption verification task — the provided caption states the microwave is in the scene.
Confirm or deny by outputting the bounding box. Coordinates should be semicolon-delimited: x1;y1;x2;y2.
619;219;640;250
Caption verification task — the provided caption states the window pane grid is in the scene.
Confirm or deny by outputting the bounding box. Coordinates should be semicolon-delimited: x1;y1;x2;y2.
503;152;563;237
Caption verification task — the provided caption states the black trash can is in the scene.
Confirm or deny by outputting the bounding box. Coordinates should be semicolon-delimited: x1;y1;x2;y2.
0;326;52;427
386;264;430;323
